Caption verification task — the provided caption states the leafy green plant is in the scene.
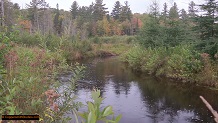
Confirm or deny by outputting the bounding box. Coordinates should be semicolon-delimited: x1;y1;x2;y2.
122;45;209;83
79;89;122;123
121;45;145;71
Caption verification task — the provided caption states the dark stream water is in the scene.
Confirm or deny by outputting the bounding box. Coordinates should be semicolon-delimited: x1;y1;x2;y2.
66;57;218;123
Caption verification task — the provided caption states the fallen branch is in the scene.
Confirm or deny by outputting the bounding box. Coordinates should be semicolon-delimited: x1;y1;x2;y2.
200;96;218;123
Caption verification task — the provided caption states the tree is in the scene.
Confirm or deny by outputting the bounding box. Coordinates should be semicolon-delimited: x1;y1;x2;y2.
169;2;179;20
119;1;132;22
110;19;121;35
197;0;217;39
194;0;218;56
26;0;49;32
0;0;21;30
26;0;40;31
102;16;110;35
93;0;108;21
0;0;4;26
138;16;163;48
111;1;121;20
180;9;188;21
70;1;79;20
149;0;159;19
121;19;131;35
161;2;168;21
188;1;197;18
53;4;62;35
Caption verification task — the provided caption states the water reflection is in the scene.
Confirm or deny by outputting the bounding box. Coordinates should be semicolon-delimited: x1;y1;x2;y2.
69;57;218;123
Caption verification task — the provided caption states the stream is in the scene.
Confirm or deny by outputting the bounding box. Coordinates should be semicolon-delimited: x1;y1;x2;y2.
62;57;218;123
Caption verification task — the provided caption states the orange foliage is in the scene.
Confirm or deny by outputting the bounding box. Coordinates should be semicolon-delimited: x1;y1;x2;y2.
18;20;32;32
131;17;143;29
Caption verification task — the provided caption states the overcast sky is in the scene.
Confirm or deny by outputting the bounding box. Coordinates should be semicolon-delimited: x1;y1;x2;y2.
10;0;204;14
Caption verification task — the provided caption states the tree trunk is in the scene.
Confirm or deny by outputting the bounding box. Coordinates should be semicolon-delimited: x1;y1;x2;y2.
1;0;4;26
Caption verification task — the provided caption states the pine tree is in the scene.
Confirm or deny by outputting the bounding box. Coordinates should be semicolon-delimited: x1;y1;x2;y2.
70;1;79;19
188;1;197;18
26;0;48;32
161;2;168;21
197;0;218;39
119;1;132;22
169;2;179;20
93;0;108;21
149;0;159;19
194;0;218;56
111;1;121;20
180;9;188;21
53;4;62;35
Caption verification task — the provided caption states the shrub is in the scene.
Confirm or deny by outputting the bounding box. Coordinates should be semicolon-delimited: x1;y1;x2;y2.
141;47;168;74
0;45;86;122
122;45;209;83
121;45;145;71
165;45;202;81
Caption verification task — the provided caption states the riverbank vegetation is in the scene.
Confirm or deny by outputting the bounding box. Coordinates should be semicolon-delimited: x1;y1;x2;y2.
122;0;218;87
0;0;218;122
0;0;135;121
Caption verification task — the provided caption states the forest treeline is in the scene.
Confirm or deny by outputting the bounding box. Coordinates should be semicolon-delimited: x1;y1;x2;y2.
0;0;143;39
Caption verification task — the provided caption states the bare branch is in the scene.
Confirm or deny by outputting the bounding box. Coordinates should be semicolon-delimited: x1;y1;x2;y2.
200;96;218;123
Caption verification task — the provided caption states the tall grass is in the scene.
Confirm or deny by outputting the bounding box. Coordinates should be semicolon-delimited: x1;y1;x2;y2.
16;32;134;60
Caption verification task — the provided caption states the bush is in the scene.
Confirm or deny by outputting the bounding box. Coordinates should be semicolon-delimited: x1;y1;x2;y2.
164;45;202;81
122;45;212;84
141;47;168;74
0;45;86;122
121;45;145;71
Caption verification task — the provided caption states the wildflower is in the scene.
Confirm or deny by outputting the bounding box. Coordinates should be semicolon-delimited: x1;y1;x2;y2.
45;89;60;111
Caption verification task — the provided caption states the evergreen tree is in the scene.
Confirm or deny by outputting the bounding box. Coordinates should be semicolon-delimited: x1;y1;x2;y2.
188;1;197;18
70;1;79;19
119;1;132;22
138;16;163;48
194;0;218;56
111;1;121;20
26;0;41;31
26;0;49;32
93;0;108;21
197;0;218;39
149;0;159;19
53;4;62;35
169;2;179;20
180;9;188;21
161;2;168;21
